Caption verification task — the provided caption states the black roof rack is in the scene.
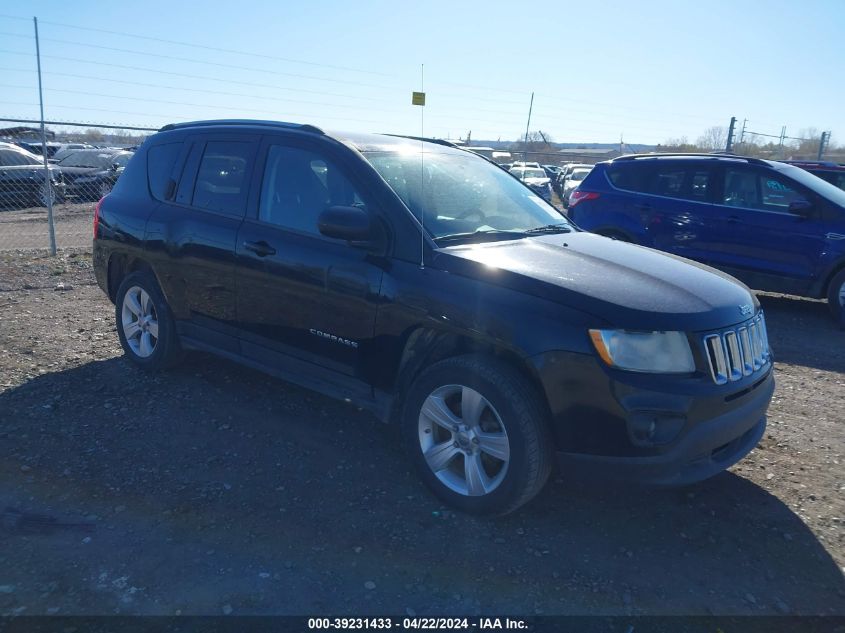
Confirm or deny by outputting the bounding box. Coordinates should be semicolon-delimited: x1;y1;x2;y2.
158;119;324;135
613;152;769;166
383;134;461;148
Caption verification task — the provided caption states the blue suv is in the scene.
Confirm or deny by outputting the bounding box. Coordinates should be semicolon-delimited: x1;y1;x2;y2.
568;153;845;324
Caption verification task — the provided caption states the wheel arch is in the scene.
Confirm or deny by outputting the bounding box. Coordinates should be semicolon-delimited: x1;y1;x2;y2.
820;258;845;300
388;326;551;424
107;253;155;302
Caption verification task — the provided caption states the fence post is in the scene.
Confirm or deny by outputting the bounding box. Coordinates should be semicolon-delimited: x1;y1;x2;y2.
34;16;57;256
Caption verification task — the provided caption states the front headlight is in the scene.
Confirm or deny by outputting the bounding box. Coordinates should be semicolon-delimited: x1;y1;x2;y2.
589;329;694;374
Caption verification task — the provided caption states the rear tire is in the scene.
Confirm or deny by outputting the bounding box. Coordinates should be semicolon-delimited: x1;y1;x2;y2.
827;268;845;328
401;355;553;515
115;271;183;370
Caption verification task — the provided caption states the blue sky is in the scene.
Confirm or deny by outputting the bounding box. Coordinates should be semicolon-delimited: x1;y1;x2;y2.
1;0;842;145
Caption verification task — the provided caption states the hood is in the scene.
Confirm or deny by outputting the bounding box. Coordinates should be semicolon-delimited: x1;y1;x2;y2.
432;231;757;332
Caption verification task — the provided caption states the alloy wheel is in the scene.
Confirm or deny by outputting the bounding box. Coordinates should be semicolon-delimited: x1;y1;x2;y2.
417;384;510;496
121;285;159;358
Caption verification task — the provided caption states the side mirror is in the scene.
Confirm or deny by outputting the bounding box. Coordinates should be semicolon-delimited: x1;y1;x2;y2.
788;198;813;216
318;205;375;244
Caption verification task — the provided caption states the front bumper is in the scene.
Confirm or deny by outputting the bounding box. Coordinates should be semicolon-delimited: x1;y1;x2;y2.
531;350;774;486
556;393;768;486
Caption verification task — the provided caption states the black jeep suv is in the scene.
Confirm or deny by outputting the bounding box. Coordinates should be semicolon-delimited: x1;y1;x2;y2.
93;120;774;514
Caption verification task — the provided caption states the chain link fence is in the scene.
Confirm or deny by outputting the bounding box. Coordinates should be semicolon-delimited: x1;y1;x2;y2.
0;119;153;252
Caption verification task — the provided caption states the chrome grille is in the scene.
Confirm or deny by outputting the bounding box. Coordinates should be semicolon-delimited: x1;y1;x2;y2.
704;313;770;385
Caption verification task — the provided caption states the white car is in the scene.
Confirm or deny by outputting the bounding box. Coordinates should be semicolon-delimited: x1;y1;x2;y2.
562;167;592;207
510;166;553;201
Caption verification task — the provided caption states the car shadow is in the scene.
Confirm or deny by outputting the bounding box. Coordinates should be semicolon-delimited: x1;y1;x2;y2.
0;355;843;616
756;293;845;373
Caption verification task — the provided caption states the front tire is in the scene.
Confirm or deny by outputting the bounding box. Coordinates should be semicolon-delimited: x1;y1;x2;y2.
827;268;845;328
401;355;553;515
115;271;183;370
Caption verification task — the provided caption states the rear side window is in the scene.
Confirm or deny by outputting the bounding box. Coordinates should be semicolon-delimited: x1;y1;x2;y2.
607;162;651;193
147;142;182;201
191;141;252;215
609;161;712;202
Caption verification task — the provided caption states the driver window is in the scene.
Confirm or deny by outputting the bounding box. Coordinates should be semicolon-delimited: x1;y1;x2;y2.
758;174;804;212
259;145;364;235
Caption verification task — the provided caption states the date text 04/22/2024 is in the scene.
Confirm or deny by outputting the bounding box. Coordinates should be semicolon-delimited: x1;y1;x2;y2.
307;617;528;630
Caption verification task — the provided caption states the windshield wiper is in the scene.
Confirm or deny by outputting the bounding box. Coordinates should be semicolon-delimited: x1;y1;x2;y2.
523;223;572;234
434;229;527;245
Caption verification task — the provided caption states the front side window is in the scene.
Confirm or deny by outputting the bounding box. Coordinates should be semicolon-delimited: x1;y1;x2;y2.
192;141;251;215
364;149;570;241
759;174;803;210
722;167;808;213
259;145;363;235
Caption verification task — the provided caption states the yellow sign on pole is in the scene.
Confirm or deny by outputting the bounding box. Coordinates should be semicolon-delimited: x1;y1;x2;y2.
412;91;426;106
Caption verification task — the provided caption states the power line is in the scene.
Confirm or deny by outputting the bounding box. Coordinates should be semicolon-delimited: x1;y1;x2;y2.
0;83;401;116
1;101;387;127
0;45;402;92
0;31;404;91
0;13;395;77
0;49;401;92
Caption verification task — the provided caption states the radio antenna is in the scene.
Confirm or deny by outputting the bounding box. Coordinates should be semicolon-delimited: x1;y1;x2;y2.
419;63;425;269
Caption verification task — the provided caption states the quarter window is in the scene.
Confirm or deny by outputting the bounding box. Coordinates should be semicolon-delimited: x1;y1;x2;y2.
259;145;363;235
191;141;252;215
147;143;182;201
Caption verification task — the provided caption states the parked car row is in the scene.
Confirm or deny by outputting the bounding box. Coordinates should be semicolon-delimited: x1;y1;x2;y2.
0;142;133;209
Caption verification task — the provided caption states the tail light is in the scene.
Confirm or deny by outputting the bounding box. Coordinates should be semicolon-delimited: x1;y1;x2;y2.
569;190;600;209
94;196;104;238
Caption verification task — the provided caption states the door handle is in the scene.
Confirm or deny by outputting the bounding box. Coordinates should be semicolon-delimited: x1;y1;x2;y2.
727;215;740;224
243;240;276;257
635;202;652;211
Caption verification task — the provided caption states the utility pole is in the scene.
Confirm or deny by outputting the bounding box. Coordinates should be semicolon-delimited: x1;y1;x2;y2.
523;92;534;160
34;16;57;256
725;116;737;153
818;131;831;160
778;126;787;159
739;118;747;145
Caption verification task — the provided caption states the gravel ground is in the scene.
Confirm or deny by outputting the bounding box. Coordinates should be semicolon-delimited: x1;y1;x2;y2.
0;203;94;252
0;249;843;617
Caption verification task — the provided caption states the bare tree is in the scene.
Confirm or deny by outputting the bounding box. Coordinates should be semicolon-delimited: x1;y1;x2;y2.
657;136;697;153
696;126;728;151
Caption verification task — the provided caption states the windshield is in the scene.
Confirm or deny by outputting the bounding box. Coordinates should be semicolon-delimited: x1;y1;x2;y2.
58;152;123;168
364;150;570;241
775;163;845;207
